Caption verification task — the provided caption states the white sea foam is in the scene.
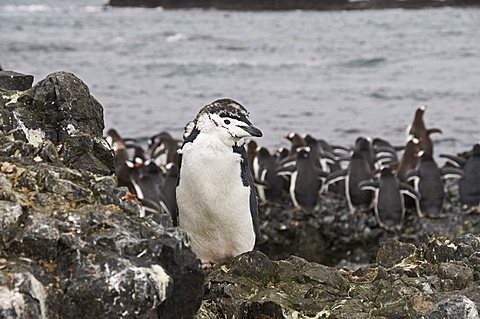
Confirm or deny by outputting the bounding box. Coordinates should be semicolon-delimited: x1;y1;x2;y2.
166;33;188;43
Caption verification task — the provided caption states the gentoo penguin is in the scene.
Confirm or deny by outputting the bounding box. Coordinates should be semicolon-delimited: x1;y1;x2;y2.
159;162;179;224
176;99;262;266
289;147;327;212
360;167;420;231
304;134;344;195
407;105;442;155
407;152;463;217
372;138;401;169
324;151;373;214
285;132;306;156
273;147;289;161
303;134;337;173
440;143;480;206
130;161;164;204
252;147;283;204
355;137;376;170
146;131;179;167
246;140;258;177
396;136;420;182
106;128;135;192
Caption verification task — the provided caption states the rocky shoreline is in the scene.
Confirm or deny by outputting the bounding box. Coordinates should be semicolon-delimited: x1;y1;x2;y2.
108;0;480;11
1;71;479;318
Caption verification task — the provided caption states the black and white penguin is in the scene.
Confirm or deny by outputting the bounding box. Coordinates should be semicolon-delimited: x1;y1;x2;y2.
355;137;376;170
159;162;179;224
105;128;136;192
130;161;164;205
324;151;373;214
146;131;179;167
289;147;327;212
176;99;262;266
372;138;401;169
274;146;289;161
407;152;463;217
440;143;480;206
360;167;420;231
407;105;442;155
285;132;306;156
396;136;420;182
252;147;284;204
246;140;258;177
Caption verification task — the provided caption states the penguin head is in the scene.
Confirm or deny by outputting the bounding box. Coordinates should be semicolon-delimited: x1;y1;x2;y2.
247;140;258;153
473;143;480;157
303;134;317;147
296;146;311;159
192;99;262;144
419;150;433;162
275;147;289;160
257;147;271;159
380;166;394;177
285;132;304;143
355;137;372;152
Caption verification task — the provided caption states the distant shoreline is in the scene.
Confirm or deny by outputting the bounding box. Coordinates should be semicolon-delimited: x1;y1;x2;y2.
108;0;480;10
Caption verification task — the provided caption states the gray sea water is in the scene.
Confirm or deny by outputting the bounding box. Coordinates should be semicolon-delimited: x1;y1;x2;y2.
1;0;479;155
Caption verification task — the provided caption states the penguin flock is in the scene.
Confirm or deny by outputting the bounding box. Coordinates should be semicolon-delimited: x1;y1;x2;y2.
106;103;480;239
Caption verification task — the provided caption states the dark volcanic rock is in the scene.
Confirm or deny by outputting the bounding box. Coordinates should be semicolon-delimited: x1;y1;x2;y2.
199;236;480;318
0;71;34;91
0;72;204;318
108;0;480;10
0;71;113;175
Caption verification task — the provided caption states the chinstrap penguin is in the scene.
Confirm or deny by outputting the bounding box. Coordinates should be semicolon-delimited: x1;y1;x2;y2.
176;99;263;267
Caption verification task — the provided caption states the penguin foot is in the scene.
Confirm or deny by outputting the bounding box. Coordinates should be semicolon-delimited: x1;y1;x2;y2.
292;206;303;213
201;260;215;268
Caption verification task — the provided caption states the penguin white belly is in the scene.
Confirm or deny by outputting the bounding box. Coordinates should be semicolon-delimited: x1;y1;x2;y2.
177;135;255;263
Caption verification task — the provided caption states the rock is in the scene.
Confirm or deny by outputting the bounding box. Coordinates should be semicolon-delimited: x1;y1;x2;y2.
423;295;479;319
0;72;204;318
0;71;113;175
0;71;34;91
376;239;416;268
0;267;47;319
200;235;480;318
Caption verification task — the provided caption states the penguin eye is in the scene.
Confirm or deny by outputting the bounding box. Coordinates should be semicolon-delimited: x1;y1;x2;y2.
224;119;231;125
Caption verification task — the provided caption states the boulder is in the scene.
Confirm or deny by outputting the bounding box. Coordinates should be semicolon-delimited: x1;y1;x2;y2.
200;236;480;318
0;71;113;175
0;71;34;91
0;72;204;319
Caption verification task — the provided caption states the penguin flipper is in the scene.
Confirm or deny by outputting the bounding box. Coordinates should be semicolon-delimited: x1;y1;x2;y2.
441;167;464;180
233;145;261;239
427;128;443;135
439;154;466;168
400;182;421;201
275;164;296;176
406;169;419;182
325;169;348;186
359;180;379;192
315;168;329;182
374;145;398;156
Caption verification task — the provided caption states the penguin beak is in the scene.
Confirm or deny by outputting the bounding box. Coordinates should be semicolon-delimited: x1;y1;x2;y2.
237;125;263;137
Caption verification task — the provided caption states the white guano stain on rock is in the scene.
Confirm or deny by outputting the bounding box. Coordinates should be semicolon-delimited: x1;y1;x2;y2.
28;274;48;319
0;286;26;318
12;111;45;147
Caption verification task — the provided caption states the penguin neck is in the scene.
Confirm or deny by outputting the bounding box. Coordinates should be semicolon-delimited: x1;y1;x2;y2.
196;130;244;151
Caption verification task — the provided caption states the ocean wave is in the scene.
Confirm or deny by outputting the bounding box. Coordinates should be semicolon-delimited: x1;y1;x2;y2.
165;33;188;43
0;4;105;14
0;4;54;13
341;57;387;68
